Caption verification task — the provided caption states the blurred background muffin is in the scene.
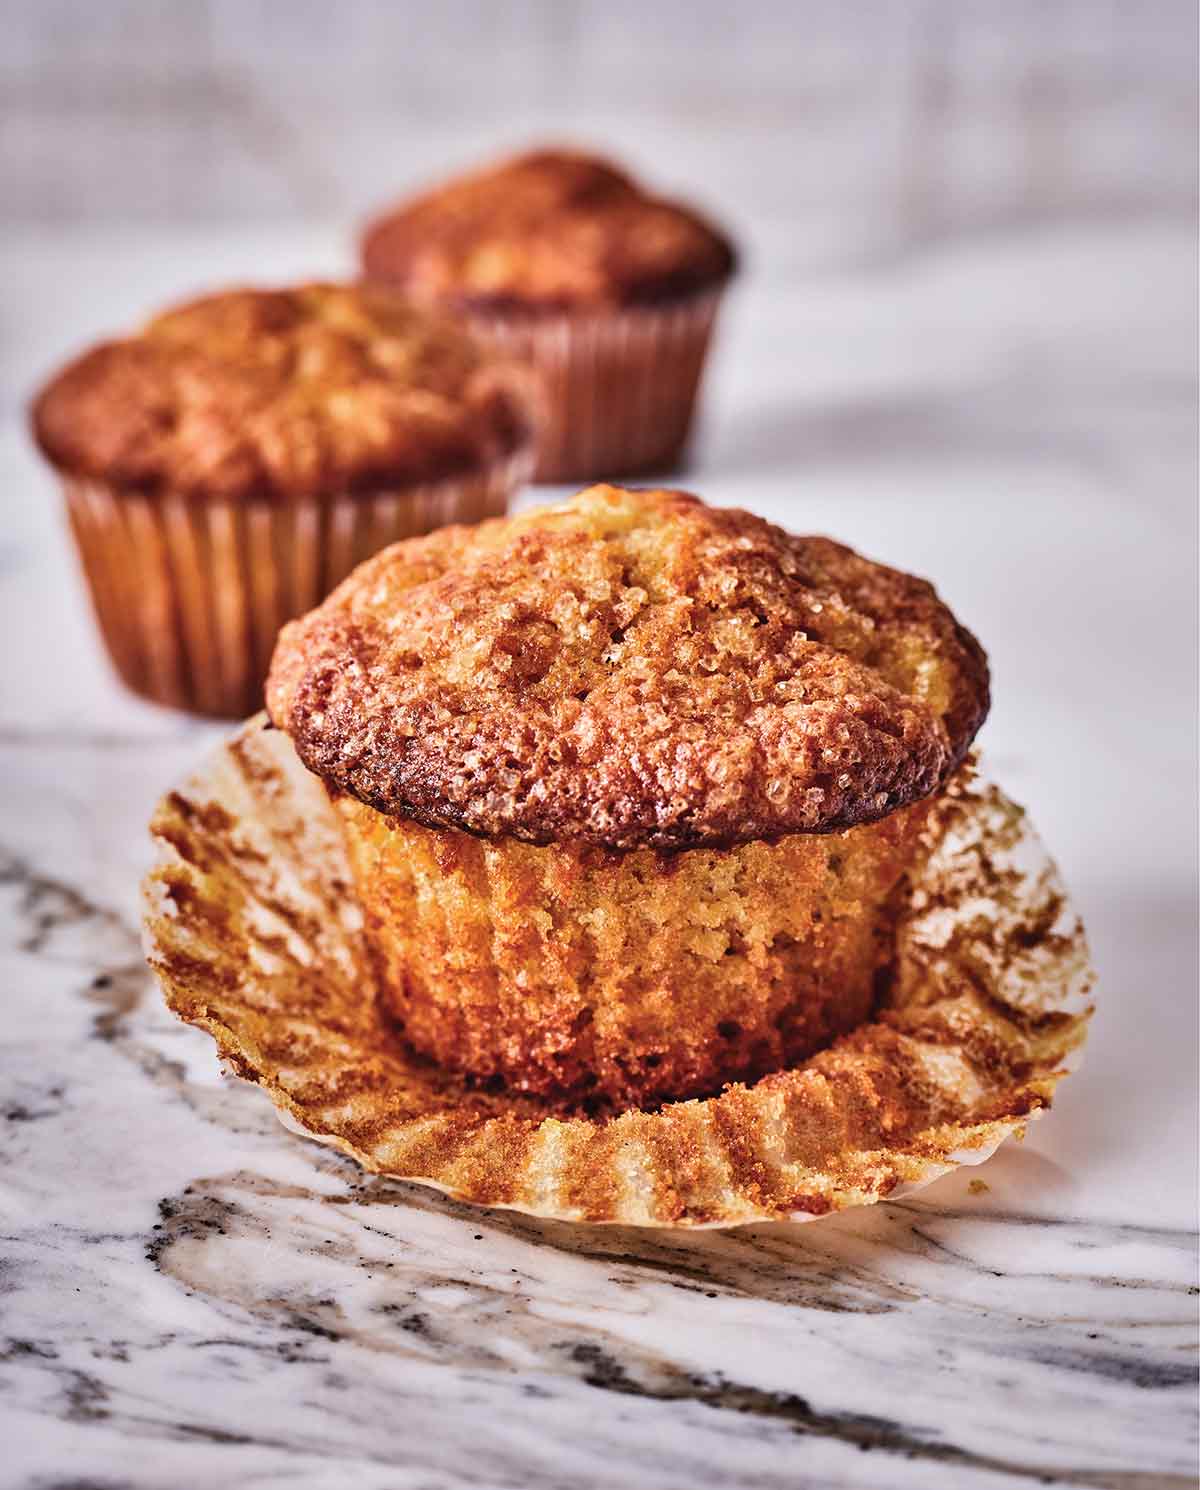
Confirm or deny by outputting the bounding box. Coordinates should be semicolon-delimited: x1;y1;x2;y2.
361;148;736;482
31;282;535;718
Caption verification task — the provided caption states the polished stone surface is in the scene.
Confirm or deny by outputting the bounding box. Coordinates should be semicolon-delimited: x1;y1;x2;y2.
1;121;1196;1490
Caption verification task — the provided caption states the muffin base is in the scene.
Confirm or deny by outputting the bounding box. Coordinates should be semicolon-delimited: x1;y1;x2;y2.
337;794;939;1112
62;449;531;718
143;716;1094;1228
465;291;722;482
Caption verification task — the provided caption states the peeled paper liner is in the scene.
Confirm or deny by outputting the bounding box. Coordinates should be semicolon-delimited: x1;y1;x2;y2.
143;717;1094;1229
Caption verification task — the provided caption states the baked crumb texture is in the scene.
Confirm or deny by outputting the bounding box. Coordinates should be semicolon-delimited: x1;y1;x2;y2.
144;718;1093;1227
340;789;938;1109
269;486;990;850
361;148;736;312
32;283;534;502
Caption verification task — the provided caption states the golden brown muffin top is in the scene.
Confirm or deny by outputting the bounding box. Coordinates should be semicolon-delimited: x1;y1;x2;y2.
267;487;989;851
31;283;534;501
361;148;737;311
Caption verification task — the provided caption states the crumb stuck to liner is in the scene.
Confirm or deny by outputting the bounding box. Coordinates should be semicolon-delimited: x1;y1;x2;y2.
63;449;531;718
466;291;721;482
143;717;1093;1229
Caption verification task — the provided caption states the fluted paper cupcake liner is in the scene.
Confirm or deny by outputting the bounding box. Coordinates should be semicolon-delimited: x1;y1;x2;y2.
143;718;1094;1229
467;291;722;483
62;451;532;718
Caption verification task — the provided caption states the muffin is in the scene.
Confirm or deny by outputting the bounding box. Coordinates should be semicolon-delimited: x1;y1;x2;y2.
266;487;989;1113
31;283;536;718
360;149;736;483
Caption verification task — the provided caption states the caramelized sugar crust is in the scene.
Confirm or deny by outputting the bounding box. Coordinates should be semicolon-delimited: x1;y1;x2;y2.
339;787;941;1110
32;283;533;501
361;148;736;311
268;487;989;851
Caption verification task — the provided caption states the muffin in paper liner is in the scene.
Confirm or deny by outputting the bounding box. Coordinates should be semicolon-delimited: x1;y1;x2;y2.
61;450;531;720
465;291;722;483
359;148;735;483
33;282;540;720
142;716;1093;1229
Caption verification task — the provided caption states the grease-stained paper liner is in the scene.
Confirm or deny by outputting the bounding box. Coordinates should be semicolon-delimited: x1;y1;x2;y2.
466;292;722;483
63;448;531;720
143;717;1094;1228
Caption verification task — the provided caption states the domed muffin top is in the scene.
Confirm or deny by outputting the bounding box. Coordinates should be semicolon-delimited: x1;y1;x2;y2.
267;487;989;851
361;149;737;311
31;284;534;502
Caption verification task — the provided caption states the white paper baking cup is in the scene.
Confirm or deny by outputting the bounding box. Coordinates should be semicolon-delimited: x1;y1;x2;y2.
143;718;1094;1228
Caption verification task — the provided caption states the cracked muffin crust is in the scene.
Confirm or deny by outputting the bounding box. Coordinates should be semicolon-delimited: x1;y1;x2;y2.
360;148;736;312
267;486;989;851
32;282;534;502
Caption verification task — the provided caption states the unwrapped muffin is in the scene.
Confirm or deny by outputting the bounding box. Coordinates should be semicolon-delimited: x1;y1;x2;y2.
267;487;989;1113
361;149;736;482
31;283;536;718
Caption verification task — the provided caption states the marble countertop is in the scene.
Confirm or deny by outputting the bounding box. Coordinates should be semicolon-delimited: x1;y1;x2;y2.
0;215;1196;1489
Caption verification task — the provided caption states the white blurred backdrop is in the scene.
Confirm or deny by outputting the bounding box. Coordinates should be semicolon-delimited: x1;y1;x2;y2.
4;0;1195;252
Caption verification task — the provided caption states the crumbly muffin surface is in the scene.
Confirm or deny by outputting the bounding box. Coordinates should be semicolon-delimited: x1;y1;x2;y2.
340;788;939;1110
361;149;736;310
268;487;989;849
32;283;532;501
